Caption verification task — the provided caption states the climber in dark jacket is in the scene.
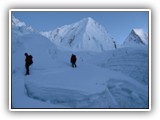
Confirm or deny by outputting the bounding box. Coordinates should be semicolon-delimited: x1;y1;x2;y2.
24;53;33;75
70;54;77;68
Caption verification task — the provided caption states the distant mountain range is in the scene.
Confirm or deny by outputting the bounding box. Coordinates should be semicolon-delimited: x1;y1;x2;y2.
12;16;148;51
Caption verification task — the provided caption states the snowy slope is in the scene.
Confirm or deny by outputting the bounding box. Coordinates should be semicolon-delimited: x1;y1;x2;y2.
12;33;59;108
123;29;148;47
12;16;38;54
90;48;149;85
11;16;149;109
12;32;58;77
17;49;148;109
41;17;116;52
12;48;149;108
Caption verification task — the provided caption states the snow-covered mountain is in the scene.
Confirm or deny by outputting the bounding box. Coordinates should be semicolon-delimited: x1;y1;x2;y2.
12;16;36;37
123;29;148;47
12;15;26;27
41;17;117;52
11;16;149;109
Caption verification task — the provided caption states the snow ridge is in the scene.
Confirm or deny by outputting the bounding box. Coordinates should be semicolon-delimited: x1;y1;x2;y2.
12;15;26;27
12;16;36;37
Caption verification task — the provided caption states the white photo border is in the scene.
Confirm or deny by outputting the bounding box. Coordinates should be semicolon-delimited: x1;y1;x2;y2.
9;9;151;111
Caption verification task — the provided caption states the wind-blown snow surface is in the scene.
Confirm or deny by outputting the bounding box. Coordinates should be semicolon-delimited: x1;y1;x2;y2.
11;16;149;109
12;43;149;108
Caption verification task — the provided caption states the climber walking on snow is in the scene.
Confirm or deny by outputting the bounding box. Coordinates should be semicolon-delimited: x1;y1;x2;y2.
24;53;33;75
70;54;77;68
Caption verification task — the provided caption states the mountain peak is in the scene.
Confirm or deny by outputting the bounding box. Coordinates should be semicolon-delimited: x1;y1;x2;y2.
82;17;94;21
132;28;148;45
12;15;26;27
41;17;116;52
123;28;148;47
12;16;37;35
79;17;97;26
86;17;95;22
132;28;146;36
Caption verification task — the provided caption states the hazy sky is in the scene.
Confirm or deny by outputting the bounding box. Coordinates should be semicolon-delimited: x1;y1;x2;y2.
13;11;149;44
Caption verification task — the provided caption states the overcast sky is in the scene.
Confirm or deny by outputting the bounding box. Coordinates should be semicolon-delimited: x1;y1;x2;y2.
13;10;149;44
